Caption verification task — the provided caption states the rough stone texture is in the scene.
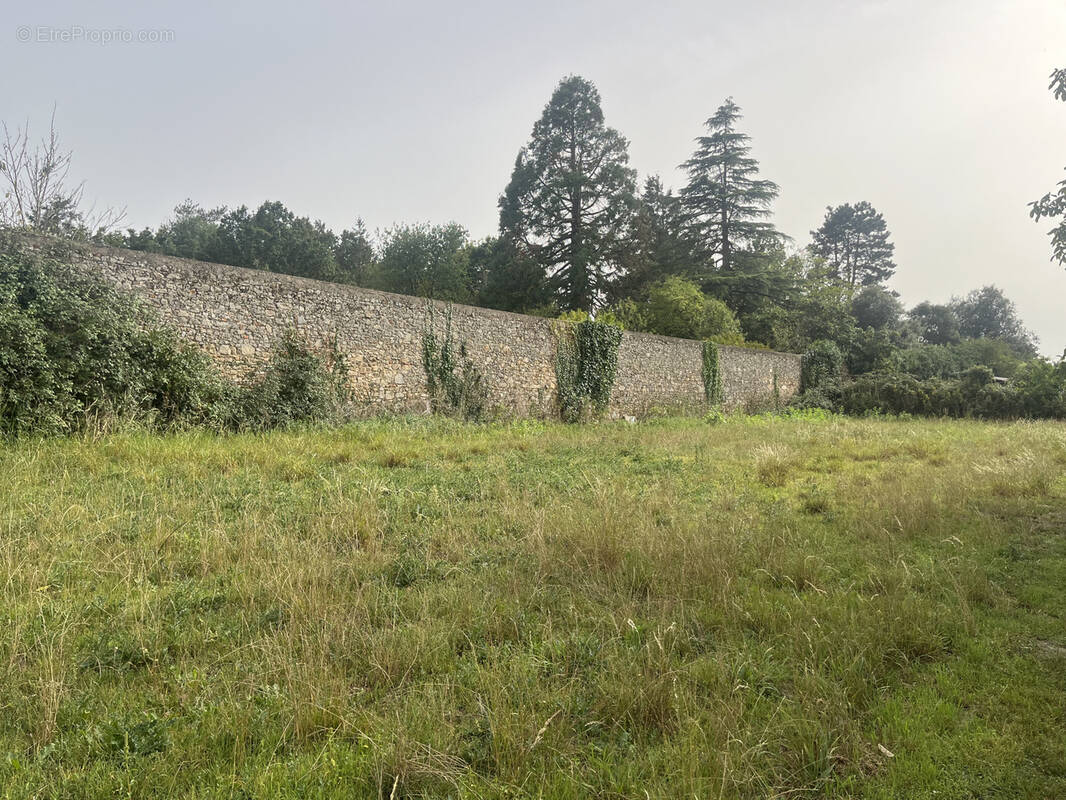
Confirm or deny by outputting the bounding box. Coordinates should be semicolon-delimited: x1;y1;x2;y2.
7;235;801;416
719;344;802;409
612;332;704;414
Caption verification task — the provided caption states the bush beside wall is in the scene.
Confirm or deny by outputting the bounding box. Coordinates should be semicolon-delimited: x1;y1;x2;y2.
0;243;352;436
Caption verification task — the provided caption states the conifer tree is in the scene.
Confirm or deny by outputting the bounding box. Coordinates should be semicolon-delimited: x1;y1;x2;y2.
614;176;693;298
680;99;781;276
810;201;896;290
500;76;636;312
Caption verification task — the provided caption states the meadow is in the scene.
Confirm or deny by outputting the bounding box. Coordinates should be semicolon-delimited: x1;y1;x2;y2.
0;413;1064;798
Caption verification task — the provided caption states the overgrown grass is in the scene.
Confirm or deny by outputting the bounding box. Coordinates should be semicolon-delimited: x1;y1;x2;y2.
1;414;1064;798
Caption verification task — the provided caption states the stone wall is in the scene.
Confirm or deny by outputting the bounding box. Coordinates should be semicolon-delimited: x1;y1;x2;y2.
720;345;802;409
9;235;801;416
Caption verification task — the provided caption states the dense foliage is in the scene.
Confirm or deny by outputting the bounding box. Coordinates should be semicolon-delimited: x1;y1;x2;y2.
3;72;1062;424
500;76;637;312
701;341;723;406
376;223;471;302
0;242;226;434
238;330;352;430
121;200;358;283
610;276;744;342
555;319;622;422
837;363;1066;420
0;243;353;436
795;336;1066;420
801;340;845;394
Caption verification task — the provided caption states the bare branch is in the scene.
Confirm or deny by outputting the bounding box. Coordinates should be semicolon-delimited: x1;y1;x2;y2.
0;111;122;239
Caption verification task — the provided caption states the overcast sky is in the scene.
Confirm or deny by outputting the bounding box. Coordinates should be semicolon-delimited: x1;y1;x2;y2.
6;0;1065;354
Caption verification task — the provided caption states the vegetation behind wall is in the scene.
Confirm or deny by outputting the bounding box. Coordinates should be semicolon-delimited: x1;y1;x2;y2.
795;336;1066;420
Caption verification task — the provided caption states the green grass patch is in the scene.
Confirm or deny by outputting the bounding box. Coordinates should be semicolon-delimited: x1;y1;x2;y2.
0;415;1064;797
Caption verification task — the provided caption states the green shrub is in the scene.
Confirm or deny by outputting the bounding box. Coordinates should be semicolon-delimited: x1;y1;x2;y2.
801;340;844;393
837;365;1065;420
0;240;362;435
421;305;488;421
891;344;963;380
892;339;1027;380
960;365;994;392
641;277;743;342
846;326;900;375
1011;359;1066;418
795;340;845;411
240;330;352;430
0;244;226;435
841;372;958;417
595;299;640;331
790;386;839;412
129;331;236;429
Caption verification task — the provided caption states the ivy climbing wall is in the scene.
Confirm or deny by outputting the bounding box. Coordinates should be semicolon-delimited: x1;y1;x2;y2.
10;235;802;416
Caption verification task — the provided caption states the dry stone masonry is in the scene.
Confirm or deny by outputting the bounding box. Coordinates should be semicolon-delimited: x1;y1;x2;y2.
12;236;801;416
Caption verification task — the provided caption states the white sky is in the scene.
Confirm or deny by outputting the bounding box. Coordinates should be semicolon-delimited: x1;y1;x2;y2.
5;0;1065;355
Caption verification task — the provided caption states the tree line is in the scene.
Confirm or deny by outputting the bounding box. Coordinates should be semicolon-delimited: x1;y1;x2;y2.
2;72;1062;389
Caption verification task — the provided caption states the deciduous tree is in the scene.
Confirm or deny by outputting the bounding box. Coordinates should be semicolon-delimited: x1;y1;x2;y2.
213;201;337;281
909;302;961;346
851;285;903;331
951;285;1038;357
1029;68;1066;268
639;276;742;341
152;200;225;262
0;113;123;238
376;222;470;302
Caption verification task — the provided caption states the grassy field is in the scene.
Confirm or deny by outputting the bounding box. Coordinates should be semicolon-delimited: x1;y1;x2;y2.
1;413;1064;798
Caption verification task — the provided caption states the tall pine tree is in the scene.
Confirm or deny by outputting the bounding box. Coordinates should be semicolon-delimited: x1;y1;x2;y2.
500;76;636;312
810;201;896;290
680;99;781;277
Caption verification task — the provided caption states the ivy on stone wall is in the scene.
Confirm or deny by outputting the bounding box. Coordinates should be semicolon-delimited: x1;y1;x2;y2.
555;325;582;423
702;340;724;407
555;319;622;422
421;304;487;421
